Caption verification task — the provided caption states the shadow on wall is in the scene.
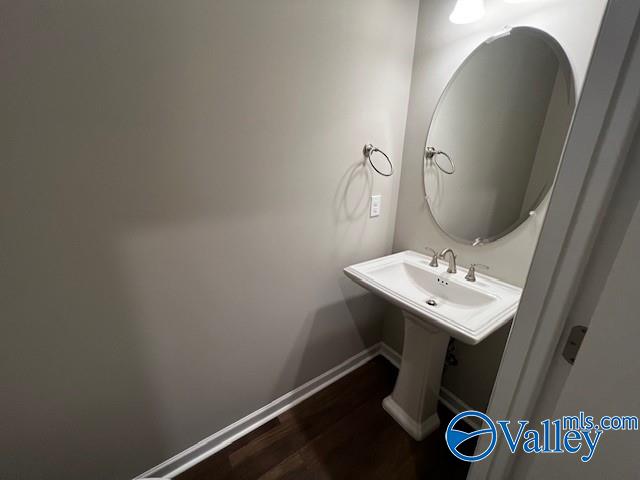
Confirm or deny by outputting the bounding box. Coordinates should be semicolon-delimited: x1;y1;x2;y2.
441;322;511;412
333;159;374;223
267;279;386;477
274;278;384;397
330;150;392;273
331;157;375;259
1;187;171;479
0;1;410;477
0;3;344;475
0;7;204;475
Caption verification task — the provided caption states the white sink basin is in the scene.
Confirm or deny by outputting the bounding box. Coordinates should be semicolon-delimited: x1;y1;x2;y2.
344;250;521;345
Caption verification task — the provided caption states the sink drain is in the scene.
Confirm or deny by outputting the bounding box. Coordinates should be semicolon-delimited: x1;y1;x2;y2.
426;298;437;306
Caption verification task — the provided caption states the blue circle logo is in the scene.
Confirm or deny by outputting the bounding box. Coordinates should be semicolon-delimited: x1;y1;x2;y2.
445;410;497;462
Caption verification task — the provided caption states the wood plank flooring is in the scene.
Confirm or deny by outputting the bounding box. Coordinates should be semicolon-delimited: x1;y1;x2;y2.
176;356;474;480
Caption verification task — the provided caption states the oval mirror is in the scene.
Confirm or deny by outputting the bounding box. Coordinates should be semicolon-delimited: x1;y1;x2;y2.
424;27;575;245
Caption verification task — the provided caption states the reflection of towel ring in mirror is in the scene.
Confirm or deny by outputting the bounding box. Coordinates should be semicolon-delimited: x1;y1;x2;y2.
425;146;455;175
363;144;393;177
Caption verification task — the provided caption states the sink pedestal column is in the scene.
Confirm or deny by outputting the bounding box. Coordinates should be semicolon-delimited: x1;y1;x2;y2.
382;312;450;440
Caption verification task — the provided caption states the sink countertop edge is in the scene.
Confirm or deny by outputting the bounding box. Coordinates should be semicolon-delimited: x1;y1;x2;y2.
343;266;515;345
343;251;521;345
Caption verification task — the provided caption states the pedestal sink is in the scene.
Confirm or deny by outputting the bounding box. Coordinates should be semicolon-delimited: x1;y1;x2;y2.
344;250;521;440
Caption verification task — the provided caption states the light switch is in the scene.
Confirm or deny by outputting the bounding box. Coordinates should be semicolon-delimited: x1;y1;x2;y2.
370;195;382;217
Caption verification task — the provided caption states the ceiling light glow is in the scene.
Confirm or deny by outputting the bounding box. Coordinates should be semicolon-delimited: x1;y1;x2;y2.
449;0;486;24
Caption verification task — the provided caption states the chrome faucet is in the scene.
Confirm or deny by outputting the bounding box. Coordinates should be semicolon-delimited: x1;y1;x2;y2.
439;248;457;274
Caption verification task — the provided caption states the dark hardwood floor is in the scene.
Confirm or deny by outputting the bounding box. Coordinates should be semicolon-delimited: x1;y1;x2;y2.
176;356;474;480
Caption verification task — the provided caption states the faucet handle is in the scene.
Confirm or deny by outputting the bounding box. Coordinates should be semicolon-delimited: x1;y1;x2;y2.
465;263;489;282
424;246;439;267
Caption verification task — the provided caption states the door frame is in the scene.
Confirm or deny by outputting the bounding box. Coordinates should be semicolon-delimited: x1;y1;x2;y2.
468;1;640;478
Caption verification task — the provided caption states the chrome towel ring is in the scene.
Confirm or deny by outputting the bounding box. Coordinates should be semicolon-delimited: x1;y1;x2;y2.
363;144;393;177
425;146;455;175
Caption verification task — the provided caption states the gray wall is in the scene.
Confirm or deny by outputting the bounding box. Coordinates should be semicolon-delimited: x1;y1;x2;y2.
385;0;606;411
0;1;418;478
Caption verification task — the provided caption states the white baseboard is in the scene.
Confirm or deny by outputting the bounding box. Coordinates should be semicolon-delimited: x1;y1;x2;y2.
136;342;479;479
135;342;383;479
438;385;482;429
379;342;401;368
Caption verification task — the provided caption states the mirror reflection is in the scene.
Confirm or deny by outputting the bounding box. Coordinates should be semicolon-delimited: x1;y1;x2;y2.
424;27;575;245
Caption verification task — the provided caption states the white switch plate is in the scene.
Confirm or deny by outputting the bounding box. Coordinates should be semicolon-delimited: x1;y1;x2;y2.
370;195;382;217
